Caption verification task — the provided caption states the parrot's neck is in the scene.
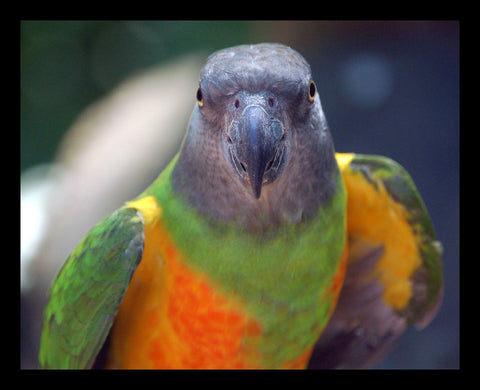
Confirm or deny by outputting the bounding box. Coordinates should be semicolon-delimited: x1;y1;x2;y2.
170;125;339;231
143;155;347;367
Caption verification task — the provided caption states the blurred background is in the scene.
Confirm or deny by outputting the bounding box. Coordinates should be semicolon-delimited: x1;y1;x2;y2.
20;21;459;369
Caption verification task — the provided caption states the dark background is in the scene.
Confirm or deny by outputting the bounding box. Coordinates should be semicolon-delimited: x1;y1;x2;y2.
21;21;459;369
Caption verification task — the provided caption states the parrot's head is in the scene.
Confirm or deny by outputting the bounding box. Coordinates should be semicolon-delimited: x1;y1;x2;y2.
173;43;338;228
196;43;322;200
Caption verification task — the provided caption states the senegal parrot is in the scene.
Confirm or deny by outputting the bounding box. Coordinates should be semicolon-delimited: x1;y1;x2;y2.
38;43;443;369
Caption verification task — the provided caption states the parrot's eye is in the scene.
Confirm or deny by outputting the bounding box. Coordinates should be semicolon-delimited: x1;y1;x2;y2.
308;80;316;102
196;86;204;107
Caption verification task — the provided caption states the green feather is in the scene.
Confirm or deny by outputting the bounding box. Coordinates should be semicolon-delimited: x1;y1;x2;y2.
39;208;144;369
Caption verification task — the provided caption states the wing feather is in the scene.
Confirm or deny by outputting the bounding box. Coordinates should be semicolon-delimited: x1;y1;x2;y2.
39;207;144;369
309;153;443;369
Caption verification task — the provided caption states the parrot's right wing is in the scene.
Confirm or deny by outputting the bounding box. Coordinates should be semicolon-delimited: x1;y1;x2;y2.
39;207;145;369
309;153;443;369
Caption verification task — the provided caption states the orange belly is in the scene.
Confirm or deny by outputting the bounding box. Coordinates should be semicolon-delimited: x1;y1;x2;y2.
106;221;265;369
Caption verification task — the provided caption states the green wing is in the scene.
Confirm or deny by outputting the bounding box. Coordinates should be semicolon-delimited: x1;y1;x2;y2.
309;154;443;368
39;207;144;369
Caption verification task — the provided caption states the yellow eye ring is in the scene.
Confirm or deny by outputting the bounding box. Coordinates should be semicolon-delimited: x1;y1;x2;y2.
196;86;204;107
308;80;316;102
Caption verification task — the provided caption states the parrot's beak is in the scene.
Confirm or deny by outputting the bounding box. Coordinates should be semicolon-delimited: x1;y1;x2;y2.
226;103;286;199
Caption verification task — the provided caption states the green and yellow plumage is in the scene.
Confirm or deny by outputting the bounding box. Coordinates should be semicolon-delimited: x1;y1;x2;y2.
39;43;442;369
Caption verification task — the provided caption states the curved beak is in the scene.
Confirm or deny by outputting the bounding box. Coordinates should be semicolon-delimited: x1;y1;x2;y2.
227;104;285;199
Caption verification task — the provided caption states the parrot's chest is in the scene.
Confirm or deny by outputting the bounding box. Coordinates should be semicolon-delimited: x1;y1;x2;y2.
106;218;343;369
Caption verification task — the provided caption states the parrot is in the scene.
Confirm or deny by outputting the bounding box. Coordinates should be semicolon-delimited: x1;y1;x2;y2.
38;43;443;369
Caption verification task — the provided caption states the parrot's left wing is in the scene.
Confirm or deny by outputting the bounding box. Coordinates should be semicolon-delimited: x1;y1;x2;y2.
309;153;443;369
39;207;145;369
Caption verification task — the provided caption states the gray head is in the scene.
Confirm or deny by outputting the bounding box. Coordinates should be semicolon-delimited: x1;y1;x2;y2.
172;43;337;229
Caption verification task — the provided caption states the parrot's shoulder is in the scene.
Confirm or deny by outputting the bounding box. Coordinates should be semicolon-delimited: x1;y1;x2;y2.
309;153;443;369
39;205;146;369
124;195;163;228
